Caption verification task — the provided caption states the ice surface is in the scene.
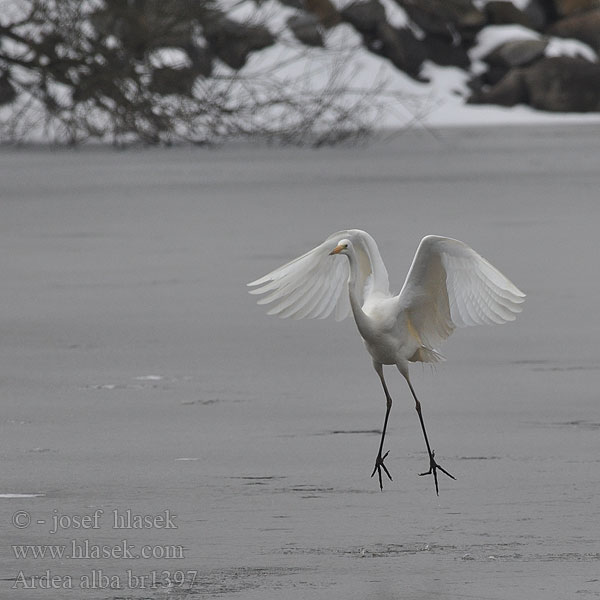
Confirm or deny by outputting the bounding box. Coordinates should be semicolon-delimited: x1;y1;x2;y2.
0;494;46;499
1;125;599;598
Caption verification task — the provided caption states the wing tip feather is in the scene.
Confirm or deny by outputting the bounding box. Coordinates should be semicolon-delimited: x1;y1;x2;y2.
247;276;271;287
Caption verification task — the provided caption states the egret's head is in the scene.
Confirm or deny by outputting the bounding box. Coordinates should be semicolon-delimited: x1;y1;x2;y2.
329;239;350;256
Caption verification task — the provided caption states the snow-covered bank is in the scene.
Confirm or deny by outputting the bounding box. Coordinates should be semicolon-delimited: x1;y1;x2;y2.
1;0;600;143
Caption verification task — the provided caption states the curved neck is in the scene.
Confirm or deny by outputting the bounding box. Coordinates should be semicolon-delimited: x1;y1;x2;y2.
345;245;371;332
358;232;389;295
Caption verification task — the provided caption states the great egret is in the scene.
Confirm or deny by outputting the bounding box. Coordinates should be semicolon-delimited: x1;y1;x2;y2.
248;230;525;494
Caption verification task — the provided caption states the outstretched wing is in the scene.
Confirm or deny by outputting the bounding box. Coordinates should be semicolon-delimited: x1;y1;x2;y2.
398;236;526;350
248;229;386;321
247;231;352;321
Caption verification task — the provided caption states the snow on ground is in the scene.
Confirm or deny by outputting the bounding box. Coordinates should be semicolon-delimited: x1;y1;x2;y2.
219;3;600;129
545;37;598;61
379;0;410;28
469;23;597;62
469;24;543;61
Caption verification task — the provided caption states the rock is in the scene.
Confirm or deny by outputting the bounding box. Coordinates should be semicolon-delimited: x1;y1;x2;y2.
90;1;198;59
149;66;198;96
523;0;553;29
484;1;541;29
203;17;275;69
379;27;428;79
278;0;305;8
424;34;471;68
524;56;600;111
485;38;548;67
185;45;213;78
342;0;426;79
548;8;600;52
304;0;341;27
479;38;547;85
396;0;486;43
476;38;548;85
346;0;472;69
469;56;600;111
287;14;325;46
341;0;387;32
468;69;528;105
0;71;17;106
553;0;599;17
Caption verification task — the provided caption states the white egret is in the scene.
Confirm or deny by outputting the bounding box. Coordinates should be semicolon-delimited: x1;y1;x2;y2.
248;230;525;494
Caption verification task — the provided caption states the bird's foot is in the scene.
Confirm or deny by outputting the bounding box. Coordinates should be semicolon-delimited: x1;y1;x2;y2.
371;450;393;491
419;450;455;496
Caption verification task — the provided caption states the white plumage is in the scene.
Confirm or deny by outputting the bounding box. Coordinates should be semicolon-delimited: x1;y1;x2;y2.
248;230;525;494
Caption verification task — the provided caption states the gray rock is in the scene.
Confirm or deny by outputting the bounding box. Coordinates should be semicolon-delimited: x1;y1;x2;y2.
0;71;17;106
424;34;471;68
287;14;325;47
341;0;387;33
342;0;427;80
344;0;470;70
278;0;305;8
203;17;275;69
396;0;486;43
484;1;541;29
468;69;528;106
469;56;600;112
148;67;198;97
485;38;548;68
548;8;600;52
522;0;552;29
304;0;341;27
380;27;428;79
185;45;214;77
476;38;547;85
553;0;599;17
524;56;600;111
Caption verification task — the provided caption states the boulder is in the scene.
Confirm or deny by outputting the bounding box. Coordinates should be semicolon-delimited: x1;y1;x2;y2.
378;27;428;79
341;0;387;32
184;45;213;78
148;66;198;96
278;0;305;8
0;71;17;106
523;0;554;28
479;38;548;85
287;14;325;46
484;1;541;29
485;38;548;67
352;1;474;69
342;0;426;79
524;56;600;111
396;0;486;43
468;69;528;106
203;17;275;69
424;34;471;68
548;8;600;52
469;56;600;111
304;0;341;27
90;1;198;60
553;0;599;17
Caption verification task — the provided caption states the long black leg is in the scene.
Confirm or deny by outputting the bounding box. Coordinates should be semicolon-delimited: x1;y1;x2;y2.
370;364;393;490
406;379;455;495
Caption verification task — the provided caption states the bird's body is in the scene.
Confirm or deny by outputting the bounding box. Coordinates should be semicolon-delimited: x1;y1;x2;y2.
248;230;525;493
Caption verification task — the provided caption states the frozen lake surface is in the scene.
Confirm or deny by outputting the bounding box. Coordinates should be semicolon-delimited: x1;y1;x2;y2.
1;124;599;599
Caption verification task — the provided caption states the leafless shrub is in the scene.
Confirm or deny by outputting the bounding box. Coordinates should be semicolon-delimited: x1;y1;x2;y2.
0;0;414;146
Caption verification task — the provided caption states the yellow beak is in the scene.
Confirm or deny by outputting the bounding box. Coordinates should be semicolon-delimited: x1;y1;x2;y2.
329;245;344;255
